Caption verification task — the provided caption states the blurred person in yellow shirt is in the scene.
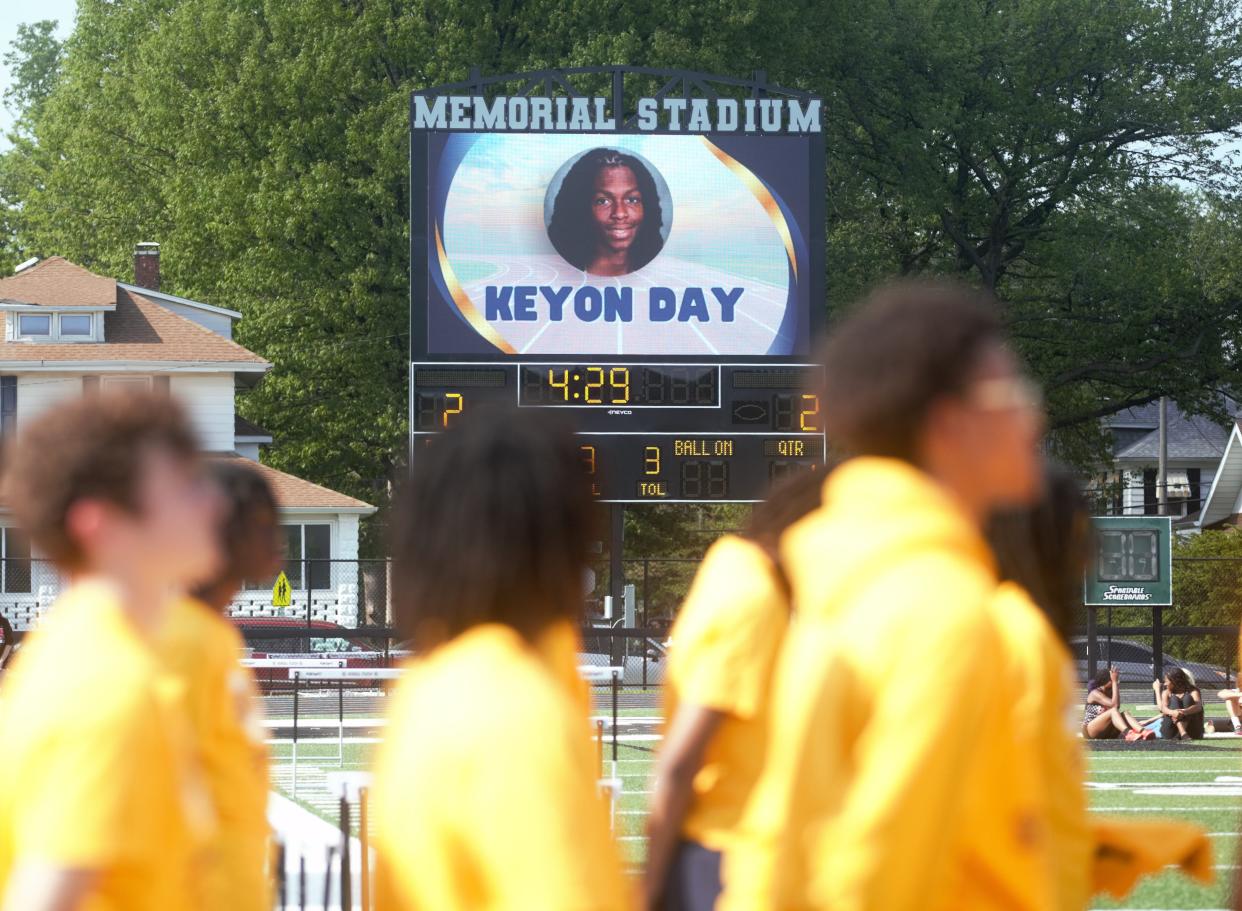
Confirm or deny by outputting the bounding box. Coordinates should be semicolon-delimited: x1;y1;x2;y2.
986;464;1093;909
991;465;1213;906
159;459;283;910
371;408;632;911
645;468;824;911
720;280;1047;911
0;391;221;911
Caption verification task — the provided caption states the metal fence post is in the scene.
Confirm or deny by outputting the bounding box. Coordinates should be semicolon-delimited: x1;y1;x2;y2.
323;846;336;911
1086;605;1097;682
339;796;353;911
275;840;286;910
596;719;605;775
1153;605;1164;683
292;671;300;796
642;559;649;627
304;557;311;630
611;669;619;763
338;679;345;768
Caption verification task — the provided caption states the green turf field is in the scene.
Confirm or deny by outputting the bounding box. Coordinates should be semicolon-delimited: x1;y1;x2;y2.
1085;738;1241;910
271;728;1242;908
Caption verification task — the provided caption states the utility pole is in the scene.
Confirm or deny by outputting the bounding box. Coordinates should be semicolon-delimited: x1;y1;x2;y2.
1157;396;1168;516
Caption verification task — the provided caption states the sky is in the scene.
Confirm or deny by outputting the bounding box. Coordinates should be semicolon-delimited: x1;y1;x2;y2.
0;0;76;149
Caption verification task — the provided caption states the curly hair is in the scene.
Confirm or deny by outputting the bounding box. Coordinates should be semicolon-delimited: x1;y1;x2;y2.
390;407;598;650
3;390;198;571
547;148;665;273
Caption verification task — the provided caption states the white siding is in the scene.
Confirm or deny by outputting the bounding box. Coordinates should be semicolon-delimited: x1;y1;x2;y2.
235;441;261;461
1122;469;1144;516
169;373;235;451
15;373;83;426
338;514;361;562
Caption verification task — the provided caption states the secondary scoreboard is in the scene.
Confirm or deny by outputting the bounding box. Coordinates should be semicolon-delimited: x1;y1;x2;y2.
409;71;827;502
1084;516;1172;607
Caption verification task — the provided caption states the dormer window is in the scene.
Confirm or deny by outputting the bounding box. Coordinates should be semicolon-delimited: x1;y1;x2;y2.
11;311;98;342
59;314;92;337
17;315;50;337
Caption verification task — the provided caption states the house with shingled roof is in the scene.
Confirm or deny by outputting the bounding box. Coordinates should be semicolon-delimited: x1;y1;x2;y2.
0;245;376;631
1097;400;1233;524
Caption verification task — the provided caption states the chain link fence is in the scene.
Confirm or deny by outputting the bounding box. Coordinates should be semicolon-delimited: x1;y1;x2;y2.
1076;556;1242;708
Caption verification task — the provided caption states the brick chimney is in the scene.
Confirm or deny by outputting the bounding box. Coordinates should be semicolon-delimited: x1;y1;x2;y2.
134;241;160;290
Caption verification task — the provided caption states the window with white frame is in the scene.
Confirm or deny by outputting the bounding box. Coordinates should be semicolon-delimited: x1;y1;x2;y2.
1;527;31;594
59;314;92;338
243;523;332;592
16;314;50;338
285;524;331;591
13;312;96;341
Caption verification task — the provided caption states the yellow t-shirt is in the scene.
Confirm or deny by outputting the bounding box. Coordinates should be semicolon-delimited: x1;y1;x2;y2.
0;583;209;911
371;623;631;911
721;458;1053;911
665;534;789;852
159;597;270;911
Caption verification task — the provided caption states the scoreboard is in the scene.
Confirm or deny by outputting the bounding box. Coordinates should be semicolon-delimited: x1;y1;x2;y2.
1084;516;1172;607
409;73;826;502
410;362;824;502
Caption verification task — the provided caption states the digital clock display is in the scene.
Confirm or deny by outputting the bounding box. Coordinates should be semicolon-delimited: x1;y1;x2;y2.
1097;530;1160;582
520;365;719;407
411;362;826;501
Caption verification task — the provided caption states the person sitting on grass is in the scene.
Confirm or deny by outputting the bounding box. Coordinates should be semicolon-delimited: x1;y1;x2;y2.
1216;685;1242;735
1083;667;1151;741
1153;668;1204;741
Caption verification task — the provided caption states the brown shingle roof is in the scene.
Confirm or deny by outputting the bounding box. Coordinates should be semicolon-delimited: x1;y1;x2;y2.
211;453;374;511
0;257;117;308
1;289;268;366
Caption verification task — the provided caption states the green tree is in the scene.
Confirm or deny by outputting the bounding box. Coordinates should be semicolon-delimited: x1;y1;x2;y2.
6;0;1242;561
1;0;795;554
1166;530;1242;669
815;0;1242;445
2;20;63;131
0;19;64;271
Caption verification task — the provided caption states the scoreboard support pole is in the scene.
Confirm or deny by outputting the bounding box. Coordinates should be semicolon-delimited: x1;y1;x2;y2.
609;504;625;669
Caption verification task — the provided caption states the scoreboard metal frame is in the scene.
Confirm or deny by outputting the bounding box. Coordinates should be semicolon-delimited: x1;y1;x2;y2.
409;67;827;503
1084;516;1173;607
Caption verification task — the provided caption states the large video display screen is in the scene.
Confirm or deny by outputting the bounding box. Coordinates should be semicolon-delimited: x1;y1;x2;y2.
424;132;814;357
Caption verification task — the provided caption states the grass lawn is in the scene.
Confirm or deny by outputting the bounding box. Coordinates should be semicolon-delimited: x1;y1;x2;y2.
270;721;1242;908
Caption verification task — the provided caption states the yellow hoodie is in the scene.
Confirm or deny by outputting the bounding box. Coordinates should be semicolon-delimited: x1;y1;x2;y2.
991;582;1091;910
720;457;1051;911
371;622;631;911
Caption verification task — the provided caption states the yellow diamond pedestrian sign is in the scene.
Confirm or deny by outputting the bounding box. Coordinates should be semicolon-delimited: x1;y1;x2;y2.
272;571;292;607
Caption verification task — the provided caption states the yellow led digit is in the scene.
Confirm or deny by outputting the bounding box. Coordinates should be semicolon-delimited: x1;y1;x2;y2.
442;392;464;428
799;393;821;432
585;366;605;405
644;445;661;475
548;368;571;401
579;444;597;475
609;368;630;404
